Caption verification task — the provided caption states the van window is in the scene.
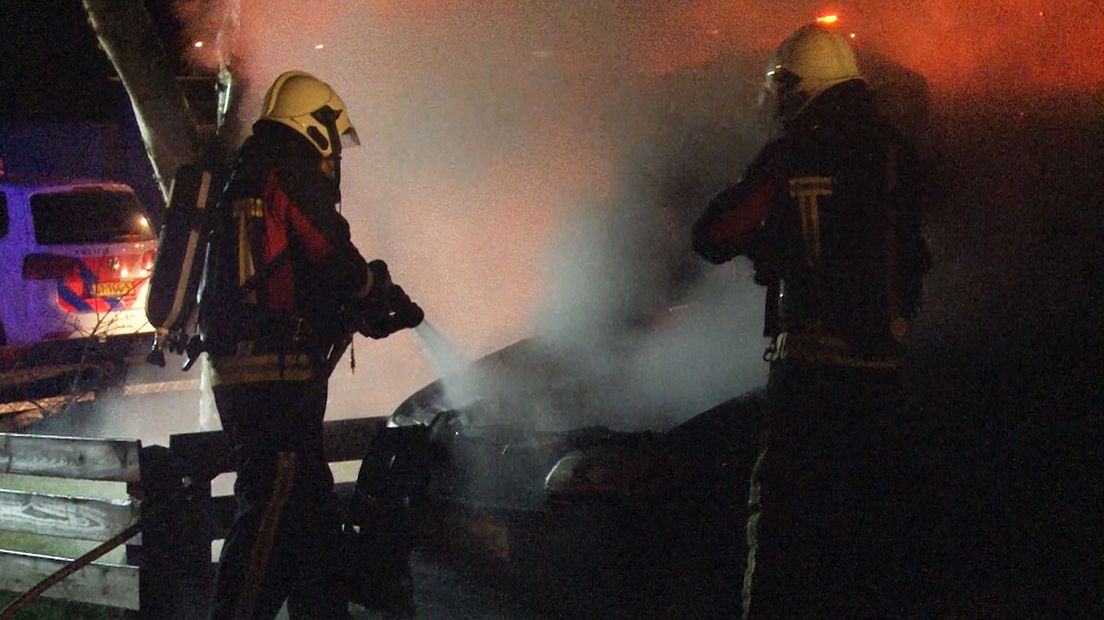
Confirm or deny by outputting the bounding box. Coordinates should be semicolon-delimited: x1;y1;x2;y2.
30;188;156;245
0;193;7;238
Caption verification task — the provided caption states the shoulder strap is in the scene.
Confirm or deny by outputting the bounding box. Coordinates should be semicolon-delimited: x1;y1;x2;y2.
236;248;290;300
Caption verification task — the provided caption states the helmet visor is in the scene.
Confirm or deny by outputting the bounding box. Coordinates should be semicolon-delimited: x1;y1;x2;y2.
341;126;360;149
762;68;804;120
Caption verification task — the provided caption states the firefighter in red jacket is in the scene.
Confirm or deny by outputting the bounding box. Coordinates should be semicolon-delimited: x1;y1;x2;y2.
693;25;930;618
198;71;421;619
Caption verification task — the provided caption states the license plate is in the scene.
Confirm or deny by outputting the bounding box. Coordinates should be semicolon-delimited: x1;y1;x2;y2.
92;281;139;298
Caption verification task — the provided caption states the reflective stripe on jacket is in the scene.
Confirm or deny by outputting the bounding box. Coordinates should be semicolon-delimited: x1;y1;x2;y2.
207;351;317;387
766;331;900;370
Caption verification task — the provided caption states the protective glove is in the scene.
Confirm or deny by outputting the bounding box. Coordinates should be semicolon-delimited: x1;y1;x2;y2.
351;260;424;338
744;229;777;286
357;298;395;339
368;259;392;290
381;284;424;331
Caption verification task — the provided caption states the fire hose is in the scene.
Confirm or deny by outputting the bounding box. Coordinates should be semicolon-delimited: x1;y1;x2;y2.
0;275;423;617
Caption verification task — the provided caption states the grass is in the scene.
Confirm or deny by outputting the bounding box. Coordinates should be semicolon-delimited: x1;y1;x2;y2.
0;590;128;619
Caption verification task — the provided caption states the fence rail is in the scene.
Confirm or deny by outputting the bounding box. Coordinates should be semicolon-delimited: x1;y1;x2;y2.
0;433;143;612
0;433;141;482
0;550;140;611
0;416;385;616
0;489;138;540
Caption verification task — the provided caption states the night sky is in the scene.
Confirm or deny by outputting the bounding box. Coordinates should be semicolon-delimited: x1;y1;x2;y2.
0;1;187;121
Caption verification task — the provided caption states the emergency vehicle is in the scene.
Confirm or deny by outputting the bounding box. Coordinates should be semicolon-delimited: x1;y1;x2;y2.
0;174;161;417
0;176;156;346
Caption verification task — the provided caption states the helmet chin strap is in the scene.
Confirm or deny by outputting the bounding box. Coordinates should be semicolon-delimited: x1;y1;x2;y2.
312;106;344;208
331;144;343;211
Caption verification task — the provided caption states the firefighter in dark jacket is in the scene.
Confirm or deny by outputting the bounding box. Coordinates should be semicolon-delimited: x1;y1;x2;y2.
693;25;931;619
198;70;420;619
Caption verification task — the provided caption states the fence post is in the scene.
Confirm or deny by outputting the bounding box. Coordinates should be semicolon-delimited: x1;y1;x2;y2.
137;445;211;619
170;435;215;617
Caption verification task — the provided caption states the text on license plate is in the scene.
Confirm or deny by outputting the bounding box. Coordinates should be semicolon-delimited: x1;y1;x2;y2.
92;281;139;298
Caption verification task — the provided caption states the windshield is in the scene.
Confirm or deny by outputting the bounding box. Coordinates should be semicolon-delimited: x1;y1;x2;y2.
31;188;156;245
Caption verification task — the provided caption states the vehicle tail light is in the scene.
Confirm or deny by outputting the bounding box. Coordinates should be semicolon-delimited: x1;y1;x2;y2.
23;253;80;280
140;249;157;274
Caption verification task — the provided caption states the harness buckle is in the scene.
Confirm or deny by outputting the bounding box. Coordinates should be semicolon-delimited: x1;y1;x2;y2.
291;316;306;343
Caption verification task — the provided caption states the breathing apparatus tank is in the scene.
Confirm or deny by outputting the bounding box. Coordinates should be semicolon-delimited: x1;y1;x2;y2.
145;163;223;368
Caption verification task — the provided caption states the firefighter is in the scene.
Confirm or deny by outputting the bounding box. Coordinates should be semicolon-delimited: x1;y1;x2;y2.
197;70;420;619
692;24;931;618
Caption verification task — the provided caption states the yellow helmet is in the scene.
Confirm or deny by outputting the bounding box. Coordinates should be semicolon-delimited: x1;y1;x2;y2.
259;71;360;158
763;24;864;121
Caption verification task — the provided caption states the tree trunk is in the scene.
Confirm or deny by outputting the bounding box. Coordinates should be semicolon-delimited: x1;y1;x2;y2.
82;0;202;202
213;0;248;157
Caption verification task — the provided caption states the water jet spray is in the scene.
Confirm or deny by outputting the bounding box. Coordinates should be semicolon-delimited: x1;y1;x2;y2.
413;320;476;410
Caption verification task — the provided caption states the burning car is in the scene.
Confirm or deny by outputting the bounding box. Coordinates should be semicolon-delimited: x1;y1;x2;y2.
349;337;763;617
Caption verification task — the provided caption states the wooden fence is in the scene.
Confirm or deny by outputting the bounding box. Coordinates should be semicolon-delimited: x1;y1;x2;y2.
0;416;385;617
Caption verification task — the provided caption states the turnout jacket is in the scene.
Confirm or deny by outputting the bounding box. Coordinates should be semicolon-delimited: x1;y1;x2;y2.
693;82;930;364
198;122;369;382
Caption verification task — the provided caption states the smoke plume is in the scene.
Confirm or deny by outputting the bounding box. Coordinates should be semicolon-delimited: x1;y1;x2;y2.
169;0;1101;429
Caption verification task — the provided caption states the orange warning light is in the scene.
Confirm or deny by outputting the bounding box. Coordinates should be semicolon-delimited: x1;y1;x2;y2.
816;14;840;25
